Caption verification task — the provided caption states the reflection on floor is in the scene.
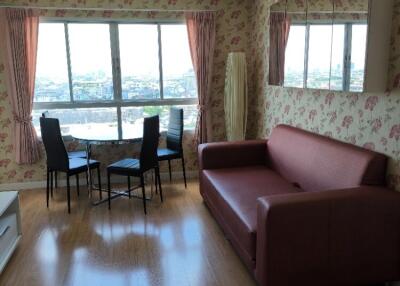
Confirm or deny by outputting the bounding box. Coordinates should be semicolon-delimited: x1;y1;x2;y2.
0;180;255;286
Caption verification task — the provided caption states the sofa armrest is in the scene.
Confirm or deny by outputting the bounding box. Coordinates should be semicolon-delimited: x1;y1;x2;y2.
256;187;400;286
198;140;267;170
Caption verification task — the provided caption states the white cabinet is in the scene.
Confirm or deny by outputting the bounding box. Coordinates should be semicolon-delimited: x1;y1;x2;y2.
0;191;21;273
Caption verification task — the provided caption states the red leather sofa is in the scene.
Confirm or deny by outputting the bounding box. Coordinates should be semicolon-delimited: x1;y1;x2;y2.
199;124;400;286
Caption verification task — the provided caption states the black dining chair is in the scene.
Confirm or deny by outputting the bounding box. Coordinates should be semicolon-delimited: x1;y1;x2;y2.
41;111;87;189
157;108;187;188
107;115;162;215
40;117;102;213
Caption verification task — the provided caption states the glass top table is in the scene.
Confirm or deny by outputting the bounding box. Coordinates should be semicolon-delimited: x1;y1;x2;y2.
70;127;156;206
70;128;143;145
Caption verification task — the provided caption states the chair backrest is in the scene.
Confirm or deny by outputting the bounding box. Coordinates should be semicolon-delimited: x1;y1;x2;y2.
166;108;184;152
41;111;50;118
40;117;69;172
140;115;160;172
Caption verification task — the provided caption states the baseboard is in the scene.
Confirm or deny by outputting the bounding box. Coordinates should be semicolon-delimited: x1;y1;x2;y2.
0;171;198;191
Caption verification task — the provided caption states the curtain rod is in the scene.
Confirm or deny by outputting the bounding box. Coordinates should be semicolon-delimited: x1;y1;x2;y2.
0;5;218;13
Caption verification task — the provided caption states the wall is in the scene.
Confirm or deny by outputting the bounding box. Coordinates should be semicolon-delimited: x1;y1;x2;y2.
250;0;400;191
2;0;399;189
271;0;369;12
246;0;270;139
266;87;400;190
0;0;252;185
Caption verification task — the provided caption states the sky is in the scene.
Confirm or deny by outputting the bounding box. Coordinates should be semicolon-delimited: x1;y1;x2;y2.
36;23;194;81
285;24;367;74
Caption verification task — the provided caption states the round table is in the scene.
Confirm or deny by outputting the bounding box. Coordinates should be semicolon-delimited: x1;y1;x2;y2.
71;129;158;206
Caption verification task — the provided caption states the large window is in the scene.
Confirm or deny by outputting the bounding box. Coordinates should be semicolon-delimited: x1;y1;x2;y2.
33;21;197;139
284;23;367;92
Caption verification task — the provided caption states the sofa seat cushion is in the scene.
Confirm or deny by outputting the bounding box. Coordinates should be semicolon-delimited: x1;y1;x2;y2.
202;166;302;262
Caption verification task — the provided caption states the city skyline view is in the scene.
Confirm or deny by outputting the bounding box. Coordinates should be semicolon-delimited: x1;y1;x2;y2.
33;22;198;138
284;23;367;92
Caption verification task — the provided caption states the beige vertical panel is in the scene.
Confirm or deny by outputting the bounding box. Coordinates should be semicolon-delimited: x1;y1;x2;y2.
365;0;393;92
224;52;248;141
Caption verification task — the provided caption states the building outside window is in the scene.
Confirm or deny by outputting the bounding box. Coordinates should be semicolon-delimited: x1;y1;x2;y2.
32;21;198;140
284;23;367;92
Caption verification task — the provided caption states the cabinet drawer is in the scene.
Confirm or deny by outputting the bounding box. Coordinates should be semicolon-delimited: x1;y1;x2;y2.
0;213;18;262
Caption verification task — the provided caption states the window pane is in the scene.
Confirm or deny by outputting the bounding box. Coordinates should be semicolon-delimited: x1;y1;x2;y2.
35;23;70;102
330;25;345;91
68;24;114;101
121;105;197;139
284;25;306;88
119;24;160;100
161;25;197;99
307;25;332;89
350;24;367;92
33;108;118;139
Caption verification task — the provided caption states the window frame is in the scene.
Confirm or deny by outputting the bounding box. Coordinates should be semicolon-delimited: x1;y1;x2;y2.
33;18;197;139
285;21;368;92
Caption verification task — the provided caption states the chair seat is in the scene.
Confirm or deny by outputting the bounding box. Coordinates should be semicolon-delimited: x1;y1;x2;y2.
68;150;87;159
68;158;99;175
157;148;181;160
107;158;141;175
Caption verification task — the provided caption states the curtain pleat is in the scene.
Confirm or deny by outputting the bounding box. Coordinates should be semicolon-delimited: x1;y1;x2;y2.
269;12;291;86
0;8;41;164
185;12;216;145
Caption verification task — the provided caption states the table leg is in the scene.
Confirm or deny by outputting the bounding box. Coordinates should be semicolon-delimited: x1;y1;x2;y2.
86;142;92;198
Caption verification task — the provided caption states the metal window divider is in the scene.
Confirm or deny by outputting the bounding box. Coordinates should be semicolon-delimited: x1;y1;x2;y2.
64;23;74;103
110;23;123;140
158;24;165;101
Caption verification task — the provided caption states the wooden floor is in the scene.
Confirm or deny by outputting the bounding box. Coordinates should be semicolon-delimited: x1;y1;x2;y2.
0;179;256;286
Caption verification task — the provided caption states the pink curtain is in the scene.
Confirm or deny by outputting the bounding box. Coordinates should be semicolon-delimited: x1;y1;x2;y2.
0;8;41;164
269;12;291;86
185;12;216;145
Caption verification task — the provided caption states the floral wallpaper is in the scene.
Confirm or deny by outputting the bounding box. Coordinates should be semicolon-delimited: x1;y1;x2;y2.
247;0;400;191
271;0;369;13
246;0;270;139
389;0;400;89
0;0;252;184
2;0;400;192
283;12;368;22
265;86;400;191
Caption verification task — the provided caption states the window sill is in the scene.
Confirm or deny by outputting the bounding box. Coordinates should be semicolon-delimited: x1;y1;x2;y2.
37;128;195;142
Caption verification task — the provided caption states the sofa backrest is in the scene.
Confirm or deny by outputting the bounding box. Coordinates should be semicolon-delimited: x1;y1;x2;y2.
267;125;387;192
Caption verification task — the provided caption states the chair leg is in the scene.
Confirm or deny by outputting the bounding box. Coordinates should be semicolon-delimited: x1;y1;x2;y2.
154;169;158;195
67;175;71;214
168;160;172;182
89;170;93;188
128;176;131;199
181;156;187;189
76;174;80;197
156;166;163;203
46;168;50;208
107;171;111;210
97;167;102;200
50;171;54;198
140;175;147;215
55;171;58;189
